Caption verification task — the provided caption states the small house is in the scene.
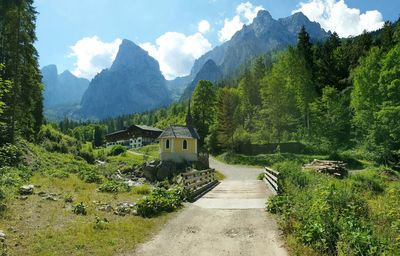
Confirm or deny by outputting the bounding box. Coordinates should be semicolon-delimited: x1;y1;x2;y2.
105;125;162;148
158;103;200;163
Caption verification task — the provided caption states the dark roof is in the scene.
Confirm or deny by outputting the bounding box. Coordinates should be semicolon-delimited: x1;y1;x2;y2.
106;129;128;137
106;124;161;137
158;125;200;139
135;125;162;132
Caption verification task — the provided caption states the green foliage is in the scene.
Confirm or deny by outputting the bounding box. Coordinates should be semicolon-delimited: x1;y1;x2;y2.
73;202;87;215
93;217;109;230
98;180;129;193
78;168;102;184
136;187;186;217
192;80;217;143
38;125;79;154
108;145;127;156
0;143;23;166
267;159;400;255
132;184;152;195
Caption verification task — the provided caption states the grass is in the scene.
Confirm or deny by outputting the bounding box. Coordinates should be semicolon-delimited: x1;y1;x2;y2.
0;143;173;256
130;144;159;160
214;170;226;181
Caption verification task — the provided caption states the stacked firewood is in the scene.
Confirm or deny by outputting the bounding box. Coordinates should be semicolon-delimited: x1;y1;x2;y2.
303;159;348;178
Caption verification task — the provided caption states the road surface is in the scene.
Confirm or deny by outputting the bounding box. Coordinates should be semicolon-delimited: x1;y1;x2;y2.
128;157;287;256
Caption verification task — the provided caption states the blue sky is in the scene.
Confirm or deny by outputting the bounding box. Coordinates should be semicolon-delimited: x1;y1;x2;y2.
34;0;400;80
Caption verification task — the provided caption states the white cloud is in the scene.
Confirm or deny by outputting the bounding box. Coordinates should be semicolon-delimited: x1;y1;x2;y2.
140;32;212;80
198;20;211;34
293;0;384;38
69;36;122;79
218;2;265;42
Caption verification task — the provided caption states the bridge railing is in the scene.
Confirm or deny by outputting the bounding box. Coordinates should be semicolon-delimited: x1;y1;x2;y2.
263;167;280;195
180;169;218;200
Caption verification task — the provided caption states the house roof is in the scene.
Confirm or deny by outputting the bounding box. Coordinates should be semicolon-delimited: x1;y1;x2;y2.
106;124;162;137
158;125;200;139
135;125;162;132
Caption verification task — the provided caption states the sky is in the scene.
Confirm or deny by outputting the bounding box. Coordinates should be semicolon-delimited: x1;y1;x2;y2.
34;0;400;80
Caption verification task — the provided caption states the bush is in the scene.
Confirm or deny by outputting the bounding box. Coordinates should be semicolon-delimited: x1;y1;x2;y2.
73;202;87;215
78;168;102;184
77;149;95;164
108;145;126;156
38;125;79;154
132;184;152;195
0;143;23;167
136;187;187;217
94;217;109;230
98;180;129;193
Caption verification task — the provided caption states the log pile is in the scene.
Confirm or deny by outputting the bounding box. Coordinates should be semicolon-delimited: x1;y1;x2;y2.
303;159;348;178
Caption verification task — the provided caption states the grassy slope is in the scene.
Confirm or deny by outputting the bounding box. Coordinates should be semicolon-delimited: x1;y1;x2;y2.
0;144;171;256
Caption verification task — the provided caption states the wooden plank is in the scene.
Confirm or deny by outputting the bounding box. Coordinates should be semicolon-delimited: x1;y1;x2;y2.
264;170;278;182
265;167;280;176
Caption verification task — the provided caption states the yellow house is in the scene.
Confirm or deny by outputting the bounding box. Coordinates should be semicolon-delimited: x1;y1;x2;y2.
159;102;200;163
158;125;200;162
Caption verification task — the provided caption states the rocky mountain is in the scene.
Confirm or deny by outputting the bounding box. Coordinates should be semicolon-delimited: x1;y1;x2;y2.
174;10;329;99
42;65;89;108
180;59;223;100
79;39;171;120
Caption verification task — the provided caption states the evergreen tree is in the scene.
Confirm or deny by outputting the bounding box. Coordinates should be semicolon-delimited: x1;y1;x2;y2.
192;80;216;143
0;0;43;143
297;26;313;72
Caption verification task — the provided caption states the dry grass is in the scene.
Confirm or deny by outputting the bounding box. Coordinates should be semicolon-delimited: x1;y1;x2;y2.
0;173;170;256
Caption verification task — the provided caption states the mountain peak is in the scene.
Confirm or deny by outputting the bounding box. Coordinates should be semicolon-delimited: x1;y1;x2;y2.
110;39;160;73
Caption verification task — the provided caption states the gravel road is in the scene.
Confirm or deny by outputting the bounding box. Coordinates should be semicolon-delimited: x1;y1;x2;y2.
128;157;288;256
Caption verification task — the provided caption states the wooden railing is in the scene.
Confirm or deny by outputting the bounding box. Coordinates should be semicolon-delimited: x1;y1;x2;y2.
180;169;218;200
263;167;280;194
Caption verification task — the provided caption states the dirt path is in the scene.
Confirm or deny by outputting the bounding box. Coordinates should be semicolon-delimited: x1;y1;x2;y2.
128;157;287;256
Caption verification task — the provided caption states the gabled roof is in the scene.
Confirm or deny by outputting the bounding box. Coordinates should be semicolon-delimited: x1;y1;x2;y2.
135;125;162;132
158;125;200;140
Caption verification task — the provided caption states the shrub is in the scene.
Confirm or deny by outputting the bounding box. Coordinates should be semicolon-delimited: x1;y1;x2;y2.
98;180;129;193
73;202;87;215
38;125;79;154
94;217;109;230
132;184;152;195
78;168;102;184
77;149;95;164
0;143;23;167
136;187;187;217
108;145;126;156
351;174;385;194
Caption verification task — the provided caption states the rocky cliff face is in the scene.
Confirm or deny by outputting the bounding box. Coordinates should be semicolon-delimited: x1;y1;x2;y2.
173;10;329;99
42;65;89;108
180;59;223;100
79;39;171;120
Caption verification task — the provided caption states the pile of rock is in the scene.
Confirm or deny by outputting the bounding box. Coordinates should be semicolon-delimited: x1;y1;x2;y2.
38;191;59;201
18;185;34;195
94;201;137;216
303;159;348;178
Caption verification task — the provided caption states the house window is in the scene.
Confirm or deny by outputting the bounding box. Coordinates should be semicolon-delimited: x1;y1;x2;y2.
165;139;170;149
183;140;188;150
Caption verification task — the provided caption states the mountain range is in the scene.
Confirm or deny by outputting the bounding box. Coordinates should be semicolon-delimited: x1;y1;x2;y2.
41;10;329;120
41;65;89;108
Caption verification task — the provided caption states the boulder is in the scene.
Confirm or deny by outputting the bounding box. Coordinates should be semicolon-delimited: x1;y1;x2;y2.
0;230;5;242
19;185;34;195
114;202;136;216
143;164;158;181
156;161;176;181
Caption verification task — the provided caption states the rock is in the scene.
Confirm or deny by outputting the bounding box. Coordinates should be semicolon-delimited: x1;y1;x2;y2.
0;230;5;242
97;204;114;212
156;161;176;181
19;185;34;195
45;195;58;201
114;202;136;216
143;164;158;181
17;196;28;200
